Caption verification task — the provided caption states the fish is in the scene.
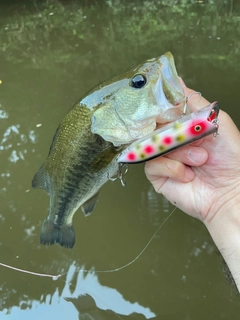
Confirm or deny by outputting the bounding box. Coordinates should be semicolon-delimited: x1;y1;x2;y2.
32;51;186;248
117;102;219;163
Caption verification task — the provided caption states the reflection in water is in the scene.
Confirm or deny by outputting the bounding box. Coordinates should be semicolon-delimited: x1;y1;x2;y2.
1;0;240;319
65;294;147;319
1;122;37;163
0;104;8;119
65;294;118;320
140;186;171;226
1;263;156;319
0;101;38;164
63;264;156;319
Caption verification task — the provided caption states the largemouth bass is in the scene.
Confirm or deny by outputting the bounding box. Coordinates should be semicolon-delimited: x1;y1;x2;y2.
32;52;185;248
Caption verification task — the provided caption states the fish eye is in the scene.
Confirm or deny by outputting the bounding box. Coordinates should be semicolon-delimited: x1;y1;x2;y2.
130;74;147;89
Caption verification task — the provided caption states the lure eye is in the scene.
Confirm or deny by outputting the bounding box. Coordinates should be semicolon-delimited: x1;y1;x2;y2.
188;121;206;136
194;125;202;132
130;74;147;89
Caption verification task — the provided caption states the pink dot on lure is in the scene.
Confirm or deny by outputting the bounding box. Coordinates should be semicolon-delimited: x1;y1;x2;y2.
127;152;136;161
144;145;154;154
163;136;173;145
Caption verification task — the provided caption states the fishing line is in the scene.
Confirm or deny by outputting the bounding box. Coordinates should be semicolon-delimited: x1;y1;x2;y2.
0;262;62;280
0;206;176;279
92;206;176;273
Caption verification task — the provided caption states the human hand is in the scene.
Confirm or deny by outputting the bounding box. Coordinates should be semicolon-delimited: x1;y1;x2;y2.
145;82;240;292
145;85;240;225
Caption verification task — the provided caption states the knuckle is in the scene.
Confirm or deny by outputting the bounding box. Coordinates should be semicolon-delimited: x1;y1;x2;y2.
163;159;181;174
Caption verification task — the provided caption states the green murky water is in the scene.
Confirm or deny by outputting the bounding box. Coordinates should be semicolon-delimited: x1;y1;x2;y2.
0;1;240;319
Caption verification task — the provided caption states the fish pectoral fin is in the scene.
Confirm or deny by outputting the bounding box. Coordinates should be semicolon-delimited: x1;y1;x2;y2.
32;164;49;192
81;192;99;216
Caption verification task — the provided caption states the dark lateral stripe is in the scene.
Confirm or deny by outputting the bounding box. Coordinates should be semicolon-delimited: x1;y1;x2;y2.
55;165;87;222
53;140;113;223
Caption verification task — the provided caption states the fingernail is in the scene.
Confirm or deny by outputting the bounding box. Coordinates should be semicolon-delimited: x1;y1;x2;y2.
188;148;207;164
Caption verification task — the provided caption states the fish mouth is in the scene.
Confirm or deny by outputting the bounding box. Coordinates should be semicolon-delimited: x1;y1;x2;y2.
153;52;186;123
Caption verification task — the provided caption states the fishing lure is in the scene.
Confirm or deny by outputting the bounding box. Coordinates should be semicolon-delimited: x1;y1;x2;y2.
118;102;219;163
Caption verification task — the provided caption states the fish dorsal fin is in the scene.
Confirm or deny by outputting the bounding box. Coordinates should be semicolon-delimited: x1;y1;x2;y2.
32;164;48;192
81;192;99;216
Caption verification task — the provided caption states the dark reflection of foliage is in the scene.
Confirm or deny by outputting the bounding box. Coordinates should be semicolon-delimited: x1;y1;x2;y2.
0;0;240;78
65;294;146;319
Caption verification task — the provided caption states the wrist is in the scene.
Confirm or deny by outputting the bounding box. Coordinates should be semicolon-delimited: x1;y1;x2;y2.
204;193;240;292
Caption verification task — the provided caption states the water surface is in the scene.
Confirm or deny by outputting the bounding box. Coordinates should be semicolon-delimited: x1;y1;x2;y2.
0;1;240;319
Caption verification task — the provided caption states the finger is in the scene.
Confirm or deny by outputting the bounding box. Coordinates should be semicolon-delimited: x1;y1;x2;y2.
165;146;208;166
144;156;195;183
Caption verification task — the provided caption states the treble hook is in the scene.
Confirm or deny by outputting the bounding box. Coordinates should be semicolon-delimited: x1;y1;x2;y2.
108;163;128;186
182;101;188;116
182;91;202;116
186;91;202;103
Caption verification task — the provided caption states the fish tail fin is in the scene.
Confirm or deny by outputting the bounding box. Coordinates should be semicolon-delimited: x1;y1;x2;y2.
40;220;75;248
